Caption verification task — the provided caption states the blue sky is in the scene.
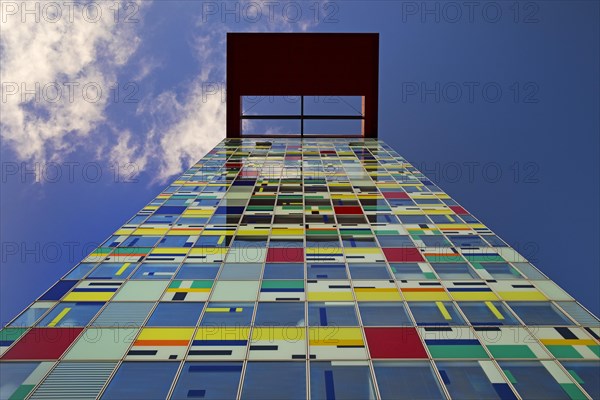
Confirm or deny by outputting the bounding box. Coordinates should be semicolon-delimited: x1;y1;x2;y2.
1;0;598;326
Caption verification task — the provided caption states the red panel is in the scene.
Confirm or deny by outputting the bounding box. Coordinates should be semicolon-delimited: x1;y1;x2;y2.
1;328;83;360
450;205;468;215
383;192;409;199
365;327;427;359
333;206;363;215
383;248;425;262
266;248;304;263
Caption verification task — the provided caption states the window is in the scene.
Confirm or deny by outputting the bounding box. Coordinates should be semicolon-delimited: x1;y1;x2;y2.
308;302;359;326
479;263;524;280
359;302;411;326
130;263;177;280
39;302;103;327
92;302;153;327
219;263;263;280
254;302;305;326
512;262;546;280
146;302;204;326
307;263;348;279
100;362;179;400
390;263;434;280
88;263;136;280
310;361;375;400
447;235;487;248
560;361;600;399
458;302;520;326
176;263;220;279
120;235;161;247
9;302;54;327
240;362;306;400
436;360;516;399
377;235;414;248
349;264;391;280
498;361;584;399
431;263;479;280
409;302;466;326
64;263;95;280
374;361;444;400
418;235;451;248
171;362;243;400
263;263;304;279
200;302;254;326
508;302;573;325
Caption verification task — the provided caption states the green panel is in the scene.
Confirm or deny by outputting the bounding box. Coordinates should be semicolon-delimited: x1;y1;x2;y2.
0;327;27;342
567;370;585;385
261;280;304;289
9;384;35;400
546;345;583;359
427;345;488;359
486;345;537;359
503;369;518;384
560;383;587;400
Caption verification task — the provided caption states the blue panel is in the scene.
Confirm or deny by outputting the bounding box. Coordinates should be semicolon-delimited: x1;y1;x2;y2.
101;362;179;400
241;362;306;400
171;362;242;400
146;302;204;326
39;280;77;301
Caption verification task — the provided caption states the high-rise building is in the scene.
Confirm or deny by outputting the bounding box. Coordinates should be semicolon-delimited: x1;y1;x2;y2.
1;34;598;400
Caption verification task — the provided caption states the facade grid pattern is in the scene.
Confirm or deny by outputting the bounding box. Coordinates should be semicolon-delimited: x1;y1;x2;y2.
1;138;598;400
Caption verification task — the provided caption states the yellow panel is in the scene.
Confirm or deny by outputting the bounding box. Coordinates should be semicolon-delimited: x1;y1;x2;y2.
114;229;134;235
133;228;169;235
422;209;453;215
115;263;131;276
252;328;306;341
469;224;487;229
309;327;363;345
63;292;114;302
402;292;451;301
189;248;227;256
138;328;195;340
540;339;597;346
195;327;250;340
203;230;236;236
307;292;354;301
271;228;304;236
450;292;499;301
344;248;382;255
167;229;202;235
436;302;452;320
48;308;71;327
497;292;547;301
183;209;214;216
238;229;270;236
485;301;505;320
354;291;403;301
150;248;189;255
436;224;469;230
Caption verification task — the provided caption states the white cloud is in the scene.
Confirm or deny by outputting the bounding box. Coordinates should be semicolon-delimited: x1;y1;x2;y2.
1;0;329;184
0;0;146;164
130;0;325;183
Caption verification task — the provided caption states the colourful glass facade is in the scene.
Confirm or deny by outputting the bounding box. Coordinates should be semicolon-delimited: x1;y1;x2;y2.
1;138;598;399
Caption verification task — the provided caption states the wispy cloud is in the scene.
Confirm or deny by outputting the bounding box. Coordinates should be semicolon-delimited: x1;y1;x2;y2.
1;0;148;166
1;0;331;184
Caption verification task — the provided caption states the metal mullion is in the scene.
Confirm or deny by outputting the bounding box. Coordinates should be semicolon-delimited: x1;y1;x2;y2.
236;140;283;400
